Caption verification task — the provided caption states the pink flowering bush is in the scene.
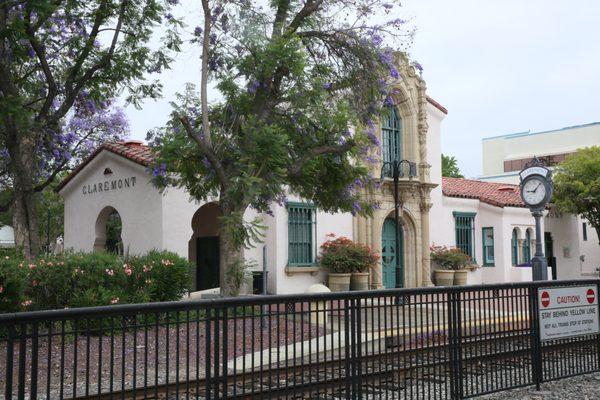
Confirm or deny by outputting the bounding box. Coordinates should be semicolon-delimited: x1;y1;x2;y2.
0;250;192;313
319;234;380;274
430;245;471;271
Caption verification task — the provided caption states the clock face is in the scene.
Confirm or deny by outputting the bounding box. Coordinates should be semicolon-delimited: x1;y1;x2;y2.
522;177;547;206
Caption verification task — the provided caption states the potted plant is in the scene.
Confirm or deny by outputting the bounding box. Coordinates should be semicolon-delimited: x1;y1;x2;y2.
319;234;379;291
430;245;471;286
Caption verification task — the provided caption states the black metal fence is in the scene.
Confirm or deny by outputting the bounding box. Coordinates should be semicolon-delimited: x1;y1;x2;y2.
1;280;599;399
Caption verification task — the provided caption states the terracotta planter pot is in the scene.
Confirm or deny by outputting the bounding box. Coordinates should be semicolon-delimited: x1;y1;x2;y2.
328;273;351;292
434;270;455;286
350;272;370;291
453;270;468;286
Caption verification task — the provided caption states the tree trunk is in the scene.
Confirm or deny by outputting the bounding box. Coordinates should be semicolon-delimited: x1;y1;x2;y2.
8;133;40;259
219;230;245;297
218;200;248;297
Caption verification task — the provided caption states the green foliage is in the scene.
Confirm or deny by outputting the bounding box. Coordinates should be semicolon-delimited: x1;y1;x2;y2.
430;245;471;271
0;250;192;313
553;147;600;243
104;210;123;254
442;154;464;178
319;235;379;274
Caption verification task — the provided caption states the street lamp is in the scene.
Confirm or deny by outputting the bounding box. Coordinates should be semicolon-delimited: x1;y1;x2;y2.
381;159;417;288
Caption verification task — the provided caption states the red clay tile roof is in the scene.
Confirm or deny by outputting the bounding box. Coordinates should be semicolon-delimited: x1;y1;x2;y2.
57;141;155;192
426;96;448;115
442;177;525;208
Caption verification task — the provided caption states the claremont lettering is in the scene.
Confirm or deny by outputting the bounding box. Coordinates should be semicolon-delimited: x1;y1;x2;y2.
82;176;137;195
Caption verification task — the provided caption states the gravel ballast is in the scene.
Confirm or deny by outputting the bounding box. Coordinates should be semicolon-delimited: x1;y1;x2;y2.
479;372;600;399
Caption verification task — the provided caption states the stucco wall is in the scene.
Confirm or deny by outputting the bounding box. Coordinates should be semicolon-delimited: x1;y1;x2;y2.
427;102;445;254
436;196;539;284
579;216;600;277
61;151;163;254
267;196;354;295
0;225;15;248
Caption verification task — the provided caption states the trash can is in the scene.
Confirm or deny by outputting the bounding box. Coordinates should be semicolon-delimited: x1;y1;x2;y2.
252;271;265;294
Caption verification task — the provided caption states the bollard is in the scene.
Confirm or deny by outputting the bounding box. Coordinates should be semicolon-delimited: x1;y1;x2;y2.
305;284;331;325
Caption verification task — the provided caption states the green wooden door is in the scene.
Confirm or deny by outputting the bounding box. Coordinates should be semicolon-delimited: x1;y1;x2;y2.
382;218;403;288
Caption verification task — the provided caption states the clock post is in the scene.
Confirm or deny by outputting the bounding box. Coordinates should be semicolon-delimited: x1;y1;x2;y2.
519;157;553;281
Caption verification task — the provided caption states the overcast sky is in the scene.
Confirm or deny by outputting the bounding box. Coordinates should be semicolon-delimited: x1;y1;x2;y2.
124;0;600;178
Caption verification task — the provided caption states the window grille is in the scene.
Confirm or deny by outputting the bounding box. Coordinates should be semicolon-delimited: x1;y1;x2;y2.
287;203;316;265
482;227;494;266
453;212;476;261
511;229;519;266
522;230;531;264
381;105;402;177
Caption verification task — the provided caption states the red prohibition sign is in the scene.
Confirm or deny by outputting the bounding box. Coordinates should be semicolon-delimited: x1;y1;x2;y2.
587;288;596;304
541;291;550;308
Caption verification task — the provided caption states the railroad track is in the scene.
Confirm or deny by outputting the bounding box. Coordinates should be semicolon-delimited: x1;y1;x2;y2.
67;330;598;400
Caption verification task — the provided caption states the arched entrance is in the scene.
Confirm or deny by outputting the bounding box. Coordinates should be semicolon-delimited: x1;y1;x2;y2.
94;206;123;254
381;218;404;288
189;203;221;291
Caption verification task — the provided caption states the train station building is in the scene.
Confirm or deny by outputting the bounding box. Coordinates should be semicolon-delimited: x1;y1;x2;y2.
57;58;599;294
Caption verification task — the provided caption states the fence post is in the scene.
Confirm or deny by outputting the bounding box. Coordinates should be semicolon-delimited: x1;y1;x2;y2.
354;298;363;400
344;298;352;400
447;291;463;400
205;308;212;400
4;324;15;400
529;286;543;390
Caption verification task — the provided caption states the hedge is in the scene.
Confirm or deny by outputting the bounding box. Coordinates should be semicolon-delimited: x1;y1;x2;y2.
0;250;192;313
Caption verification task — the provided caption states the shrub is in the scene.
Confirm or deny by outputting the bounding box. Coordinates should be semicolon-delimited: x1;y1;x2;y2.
0;250;192;313
319;234;379;274
430;245;471;270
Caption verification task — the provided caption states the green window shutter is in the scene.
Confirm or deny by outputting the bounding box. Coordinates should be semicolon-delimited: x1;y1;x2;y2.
511;229;518;266
482;227;494;266
453;212;476;262
381;105;402;177
522;230;531;264
287;202;316;265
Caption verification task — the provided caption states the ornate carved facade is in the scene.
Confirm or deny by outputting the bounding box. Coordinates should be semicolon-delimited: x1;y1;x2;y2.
353;54;437;288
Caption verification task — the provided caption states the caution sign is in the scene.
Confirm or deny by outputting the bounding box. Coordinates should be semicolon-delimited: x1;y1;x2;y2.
538;285;600;341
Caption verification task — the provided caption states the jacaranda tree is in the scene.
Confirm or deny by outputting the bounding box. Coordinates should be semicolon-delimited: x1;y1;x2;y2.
0;0;181;258
148;0;416;296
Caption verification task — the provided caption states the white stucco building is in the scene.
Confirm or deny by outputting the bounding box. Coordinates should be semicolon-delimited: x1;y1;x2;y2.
58;58;598;294
59;56;452;294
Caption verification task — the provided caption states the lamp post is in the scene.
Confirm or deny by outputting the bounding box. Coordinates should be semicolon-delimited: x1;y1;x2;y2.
381;159;417;288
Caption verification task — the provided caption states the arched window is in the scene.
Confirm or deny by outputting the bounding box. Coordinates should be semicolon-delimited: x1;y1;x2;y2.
381;104;402;176
511;228;519;266
522;229;531;264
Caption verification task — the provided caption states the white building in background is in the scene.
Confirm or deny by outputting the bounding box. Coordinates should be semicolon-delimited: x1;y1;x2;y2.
0;225;15;248
478;122;600;280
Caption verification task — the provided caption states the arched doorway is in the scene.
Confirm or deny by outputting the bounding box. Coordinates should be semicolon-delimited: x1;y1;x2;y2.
94;206;123;254
381;218;404;288
189;203;221;291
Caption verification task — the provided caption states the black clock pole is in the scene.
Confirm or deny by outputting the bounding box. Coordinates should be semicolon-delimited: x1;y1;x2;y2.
531;208;548;281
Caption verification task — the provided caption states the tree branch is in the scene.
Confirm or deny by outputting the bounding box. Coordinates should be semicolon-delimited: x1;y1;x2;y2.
179;115;228;187
288;140;355;177
200;0;212;147
272;0;290;37
286;0;325;35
